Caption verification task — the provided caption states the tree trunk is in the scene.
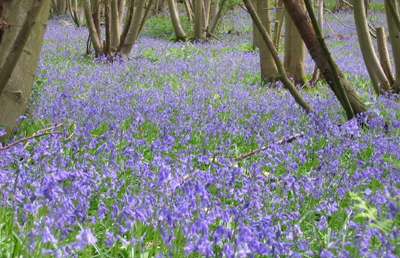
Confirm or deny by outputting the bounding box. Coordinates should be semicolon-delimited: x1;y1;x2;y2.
68;0;85;28
272;0;284;48
118;0;126;26
284;5;307;86
119;0;147;60
385;0;400;93
284;12;293;73
283;0;367;118
353;0;390;95
376;26;395;86
209;0;226;34
104;0;111;55
203;0;211;33
256;0;279;83
111;0;121;50
334;0;352;12
91;0;102;45
243;0;313;112
168;0;187;41
289;18;307;85
194;0;204;39
0;0;51;140
84;0;104;55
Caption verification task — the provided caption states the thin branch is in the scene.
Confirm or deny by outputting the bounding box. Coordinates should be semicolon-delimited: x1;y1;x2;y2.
232;132;305;162
323;7;356;30
0;132;62;152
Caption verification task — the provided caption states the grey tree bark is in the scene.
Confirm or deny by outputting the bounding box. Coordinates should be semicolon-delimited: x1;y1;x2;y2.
0;0;51;139
353;0;390;95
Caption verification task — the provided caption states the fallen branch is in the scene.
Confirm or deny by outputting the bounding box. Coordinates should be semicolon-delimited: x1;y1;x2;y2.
0;131;62;152
203;28;225;44
232;132;305;161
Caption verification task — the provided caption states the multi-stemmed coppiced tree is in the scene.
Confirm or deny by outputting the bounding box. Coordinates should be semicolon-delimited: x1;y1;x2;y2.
245;0;368;119
0;0;51;140
84;0;151;60
169;0;227;41
68;0;85;27
52;0;68;14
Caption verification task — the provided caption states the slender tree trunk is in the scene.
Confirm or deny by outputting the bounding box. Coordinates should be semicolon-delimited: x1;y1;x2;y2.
209;0;226;34
334;0;352;12
272;0;284;48
183;0;194;28
56;0;67;15
353;0;390;95
68;0;85;27
203;0;211;33
168;0;187;40
385;0;400;92
118;0;126;26
117;0;135;54
0;0;51;140
283;0;367;118
243;0;313;112
119;0;147;60
289;18;307;85
105;0;111;55
284;12;293;73
91;0;102;45
84;0;103;55
256;0;279;83
111;0;121;50
376;26;395;86
194;0;204;39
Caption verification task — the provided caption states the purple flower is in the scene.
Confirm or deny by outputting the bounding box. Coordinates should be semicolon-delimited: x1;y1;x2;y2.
74;228;97;250
42;226;58;245
317;216;328;231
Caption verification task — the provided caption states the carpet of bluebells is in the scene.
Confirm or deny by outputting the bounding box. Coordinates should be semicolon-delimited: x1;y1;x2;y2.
1;5;400;258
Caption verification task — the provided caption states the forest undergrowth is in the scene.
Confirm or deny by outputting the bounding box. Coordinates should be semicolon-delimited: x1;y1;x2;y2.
0;6;399;258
